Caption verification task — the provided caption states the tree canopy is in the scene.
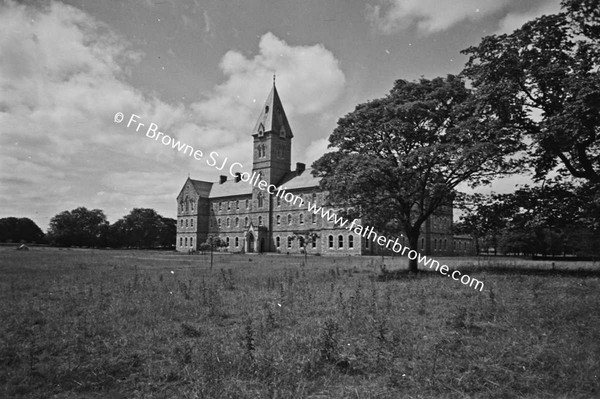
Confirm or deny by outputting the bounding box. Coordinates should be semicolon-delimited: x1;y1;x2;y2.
462;0;600;183
312;75;517;271
47;207;109;247
0;217;45;244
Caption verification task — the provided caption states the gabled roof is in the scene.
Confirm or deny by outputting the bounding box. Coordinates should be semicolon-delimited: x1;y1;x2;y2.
277;167;321;190
208;179;253;198
177;178;212;199
251;83;293;138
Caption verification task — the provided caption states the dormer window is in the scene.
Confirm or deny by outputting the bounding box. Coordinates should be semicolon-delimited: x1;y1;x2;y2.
279;127;285;139
258;123;264;137
265;105;269;113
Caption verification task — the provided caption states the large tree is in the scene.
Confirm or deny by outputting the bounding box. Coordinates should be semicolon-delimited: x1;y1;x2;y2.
461;0;600;183
0;217;45;244
312;75;517;272
47;207;108;247
110;208;175;249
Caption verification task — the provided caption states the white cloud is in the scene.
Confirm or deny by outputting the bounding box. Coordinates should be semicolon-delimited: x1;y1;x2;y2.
0;1;345;229
366;0;513;34
366;0;561;34
497;0;561;33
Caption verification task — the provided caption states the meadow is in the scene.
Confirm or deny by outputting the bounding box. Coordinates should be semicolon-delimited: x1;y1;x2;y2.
0;247;599;398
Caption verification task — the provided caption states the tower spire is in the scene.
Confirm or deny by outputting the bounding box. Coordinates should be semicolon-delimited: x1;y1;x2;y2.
273;73;276;86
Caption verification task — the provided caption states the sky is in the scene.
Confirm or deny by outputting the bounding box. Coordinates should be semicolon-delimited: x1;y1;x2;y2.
0;0;562;231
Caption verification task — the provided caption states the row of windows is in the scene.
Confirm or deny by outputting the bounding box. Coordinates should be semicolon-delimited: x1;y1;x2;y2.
179;199;196;212
180;218;194;228
326;235;354;249
212;212;320;229
214;193;320;213
179;237;194;247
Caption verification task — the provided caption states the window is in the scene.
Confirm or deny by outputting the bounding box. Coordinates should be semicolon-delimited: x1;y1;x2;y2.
287;236;292;248
299;214;304;224
338;235;344;249
444;239;447;250
258;216;263;226
434;239;437;250
185;219;188;227
287;214;292;225
299;237;305;248
190;238;193;247
366;239;370;249
245;217;248;227
258;194;263;208
226;218;230;227
328;235;334;248
236;200;239;210
279;127;285;138
235;217;239;227
349;235;354;248
276;236;280;247
258;123;264;137
191;219;194;227
219;202;222;211
191;202;194;211
421;238;425;249
227;201;231;210
277;196;281;206
235;237;239;247
246;199;249;209
226;237;230;246
185;237;188;246
312;237;316;248
180;219;184;227
312;214;316;224
180;237;183;246
312;193;317;203
277;215;281;225
180;203;184;212
218;218;222;228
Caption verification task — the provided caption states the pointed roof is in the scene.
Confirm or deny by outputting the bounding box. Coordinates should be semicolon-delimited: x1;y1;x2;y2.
251;82;293;137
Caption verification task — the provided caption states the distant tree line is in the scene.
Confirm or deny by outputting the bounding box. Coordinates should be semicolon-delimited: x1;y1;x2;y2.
0;208;176;249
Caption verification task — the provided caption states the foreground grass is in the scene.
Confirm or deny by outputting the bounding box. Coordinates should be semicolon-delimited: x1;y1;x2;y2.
0;249;599;398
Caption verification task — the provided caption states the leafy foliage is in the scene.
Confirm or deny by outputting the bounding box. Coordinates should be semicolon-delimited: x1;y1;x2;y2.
47;207;109;247
0;217;45;244
313;75;517;270
462;0;600;182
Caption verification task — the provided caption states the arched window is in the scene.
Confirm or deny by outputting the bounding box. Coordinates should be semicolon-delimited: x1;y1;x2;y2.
219;202;222;211
299;214;304;224
179;237;183;246
226;237;230;246
226;218;230;227
180;219;184;227
246;199;249;209
279;127;285;138
258;216;263;226
349;235;354;248
190;238;193;247
328;235;334;248
338;235;344;248
258;194;263;208
236;200;239;210
218;218;222;228
444;239;447;250
276;215;281;225
421;238;425;249
287;214;292;225
312;193;317;203
185;199;189;211
235;217;239;227
312;237;317;248
287;236;293;248
434;239;437;250
191;219;194;227
185;237;188;246
366;239;370;249
312;214;317;224
276;236;280;247
277;196;281;206
258;123;264;137
235;237;239;247
299;237;305;248
227;201;231;210
191;202;194;211
245;217;248;227
185;219;188;227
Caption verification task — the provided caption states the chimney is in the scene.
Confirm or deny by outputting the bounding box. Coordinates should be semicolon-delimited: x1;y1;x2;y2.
219;175;227;184
235;172;241;182
296;162;305;174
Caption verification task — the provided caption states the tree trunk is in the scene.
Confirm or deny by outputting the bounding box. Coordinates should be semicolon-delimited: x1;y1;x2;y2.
407;233;420;273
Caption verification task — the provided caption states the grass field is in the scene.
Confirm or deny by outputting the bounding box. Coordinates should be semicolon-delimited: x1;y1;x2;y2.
1;248;599;398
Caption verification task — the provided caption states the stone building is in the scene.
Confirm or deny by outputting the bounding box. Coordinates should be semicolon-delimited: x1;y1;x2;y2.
176;82;462;256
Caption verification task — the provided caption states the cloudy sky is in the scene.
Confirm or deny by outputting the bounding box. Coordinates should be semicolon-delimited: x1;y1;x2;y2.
0;0;561;231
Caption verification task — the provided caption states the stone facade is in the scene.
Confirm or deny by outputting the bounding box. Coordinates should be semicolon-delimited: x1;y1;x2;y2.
176;83;462;256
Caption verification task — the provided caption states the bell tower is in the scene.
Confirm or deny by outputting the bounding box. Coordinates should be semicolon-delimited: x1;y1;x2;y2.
251;78;293;185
